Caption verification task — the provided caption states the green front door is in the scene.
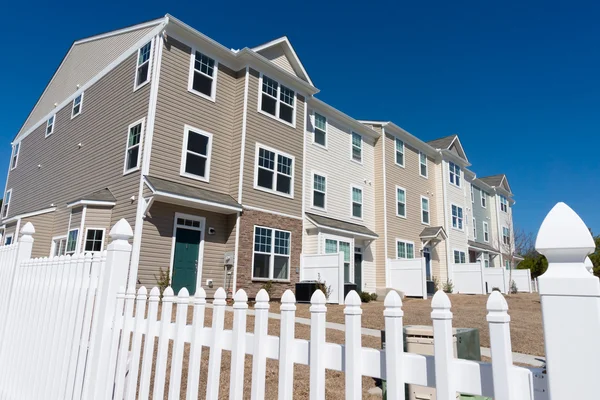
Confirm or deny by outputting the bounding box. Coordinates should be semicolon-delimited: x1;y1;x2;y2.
172;228;201;295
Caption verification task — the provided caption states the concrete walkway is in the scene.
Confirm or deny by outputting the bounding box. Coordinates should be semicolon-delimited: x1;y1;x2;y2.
207;303;545;367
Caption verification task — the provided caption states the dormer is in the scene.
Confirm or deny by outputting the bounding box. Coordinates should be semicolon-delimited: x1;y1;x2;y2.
426;134;470;166
252;37;314;86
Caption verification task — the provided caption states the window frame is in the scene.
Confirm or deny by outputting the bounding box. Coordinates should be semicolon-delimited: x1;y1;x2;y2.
311;171;327;210
257;74;296;127
45;115;55;138
396;239;416;260
500;195;509;213
419;151;428;178
123;118;145;175
448;161;461;187
451;203;464;231
253;143;295;199
396;186;407;218
187;48;219;101
66;229;79;255
421;195;430;225
472;217;477;239
10;143;20;170
83;228;106;253
133;40;153;91
395;138;405;167
481;190;487;208
50;235;67;257
4;234;13;246
505;260;511;269
179;125;214;182
483;221;490;242
2;189;12;219
453;250;466;264
71;92;84;119
312;112;327;148
350;185;363;220
350;132;363;163
251;225;292;282
502;226;511;246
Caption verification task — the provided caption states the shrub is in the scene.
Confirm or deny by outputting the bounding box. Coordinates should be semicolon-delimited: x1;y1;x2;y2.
154;267;170;297
261;280;274;299
359;291;372;303
432;276;440;291
510;280;518;294
443;279;454;294
315;274;332;300
492;287;501;292
370;293;378;301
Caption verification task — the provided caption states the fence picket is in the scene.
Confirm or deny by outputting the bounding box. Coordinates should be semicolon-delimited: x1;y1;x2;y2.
206;287;227;400
344;290;362;400
103;287;126;399
138;287;160;400
124;286;148;400
431;290;456;400
229;289;248;400
278;290;296;400
113;287;137;399
383;290;405;400
486;291;515;400
185;287;207;400
168;288;190;400
30;258;51;399
309;289;327;400
251;289;270;400
152;286;175;400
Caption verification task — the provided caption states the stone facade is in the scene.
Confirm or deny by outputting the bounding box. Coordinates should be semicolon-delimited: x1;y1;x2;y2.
236;209;303;299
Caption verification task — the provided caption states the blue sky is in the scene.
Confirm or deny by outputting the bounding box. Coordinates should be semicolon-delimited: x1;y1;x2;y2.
2;0;599;236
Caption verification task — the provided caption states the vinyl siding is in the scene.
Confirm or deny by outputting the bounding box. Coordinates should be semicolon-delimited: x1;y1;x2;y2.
21;211;55;258
371;125;386;288
68;208;83;233
470;184;494;247
433;159;448;282
444;161;469;268
256;45;296;77
496;194;514;260
241;69;304;217
4;222;17;243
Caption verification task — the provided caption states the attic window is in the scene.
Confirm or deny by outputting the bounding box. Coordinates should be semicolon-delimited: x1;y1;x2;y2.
260;75;295;125
134;42;152;89
45;115;55;137
71;93;83;118
189;51;217;100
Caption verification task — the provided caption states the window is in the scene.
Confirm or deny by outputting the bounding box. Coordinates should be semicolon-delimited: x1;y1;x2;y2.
481;191;487;208
260;75;295;124
503;227;510;246
71;93;83;118
483;222;489;242
351;186;362;219
419;152;428;177
396;187;406;218
252;226;291;280
397;240;415;259
52;236;67;256
46;115;55;137
472;218;477;239
454;250;466;264
135;41;152;89
66;229;79;255
124;120;143;174
484;259;490;268
505;260;511;269
313;113;327;147
2;189;11;219
84;229;105;252
471;186;475;203
181;126;213;181
189;51;217;99
312;173;326;209
351;132;362;162
4;234;13;246
421;196;430;225
500;195;508;212
449;162;461;187
395;138;405;166
451;204;463;230
255;146;294;197
325;238;351;282
10;143;19;170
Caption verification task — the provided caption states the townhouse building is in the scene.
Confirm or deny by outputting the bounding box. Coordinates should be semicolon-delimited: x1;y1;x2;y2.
1;14;518;299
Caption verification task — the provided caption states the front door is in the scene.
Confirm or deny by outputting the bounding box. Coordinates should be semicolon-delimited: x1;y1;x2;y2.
424;247;432;280
172;228;201;295
354;247;363;291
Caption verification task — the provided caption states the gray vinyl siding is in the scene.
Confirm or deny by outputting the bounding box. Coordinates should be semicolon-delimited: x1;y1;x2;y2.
4;51;151;241
150;38;243;197
21;211;55;258
241;68;304;217
471;185;493;246
84;207;113;250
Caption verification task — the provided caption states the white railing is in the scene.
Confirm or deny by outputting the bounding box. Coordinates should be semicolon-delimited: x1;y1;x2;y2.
301;252;345;304
388;257;427;298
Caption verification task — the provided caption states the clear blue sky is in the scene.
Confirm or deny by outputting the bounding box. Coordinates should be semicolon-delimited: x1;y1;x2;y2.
2;0;599;236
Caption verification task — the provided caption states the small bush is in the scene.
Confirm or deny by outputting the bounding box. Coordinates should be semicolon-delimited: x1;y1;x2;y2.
261;280;274;299
432;276;440;291
492;287;501;292
443;279;454;294
359;291;372;303
154;267;170;297
510;280;518;294
370;293;378;301
315;273;333;300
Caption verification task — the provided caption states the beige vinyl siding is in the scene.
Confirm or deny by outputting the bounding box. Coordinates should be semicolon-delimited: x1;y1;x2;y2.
21;211;55;258
371;126;386;288
241;69;304;217
4;222;17;243
303;231;319;255
150;38;242;196
229;69;246;198
139;202;234;297
84;207;113;250
4;51;151;238
256;45;296;77
444;161;469;265
432;160;448;282
68;208;83;232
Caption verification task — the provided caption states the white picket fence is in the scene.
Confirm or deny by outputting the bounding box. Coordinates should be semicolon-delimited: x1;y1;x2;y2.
0;201;599;399
388;257;427;298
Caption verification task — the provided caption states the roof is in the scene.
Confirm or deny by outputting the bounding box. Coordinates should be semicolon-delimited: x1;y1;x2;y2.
251;36;313;86
145;176;241;210
305;213;378;239
479;174;512;194
357;121;438;157
468;240;499;254
420;226;447;240
68;188;117;204
426;135;458;149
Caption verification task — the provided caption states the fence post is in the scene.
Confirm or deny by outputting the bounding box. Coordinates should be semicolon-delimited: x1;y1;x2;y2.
486;291;515;400
421;257;427;299
338;252;345;305
84;218;133;399
535;202;599;400
431;291;456;400
479;260;486;295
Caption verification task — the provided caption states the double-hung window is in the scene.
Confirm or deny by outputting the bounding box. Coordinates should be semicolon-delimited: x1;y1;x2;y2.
421;196;430;224
135;41;152;89
10;143;19;170
351;132;362;162
255;146;293;197
500;195;508;212
46;115;55;137
2;189;11;219
181;126;213;181
84;229;105;252
314;113;327;147
396;187;406;218
419;152;428;177
451;204;463;230
312;173;326;209
449;162;461;187
252;226;291;280
503;227;510;246
351;186;362;219
124;120;143;174
454;250;466;264
484;259;490;268
66;229;79;255
472;218;477;239
481;191;487;208
483;222;489;242
260;75;295;124
325;239;351;282
397;240;415;259
71;93;83;118
395;138;405;166
189;51;217;99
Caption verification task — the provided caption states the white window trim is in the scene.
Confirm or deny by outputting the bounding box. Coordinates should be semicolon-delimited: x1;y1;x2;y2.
396;186;407;219
481;191;487;208
472;217;477;239
133;40;153;91
253;143;295;199
421;195;430;225
350;132;363;164
83;227;106;253
322;234;354;283
179;125;213;183
448;161;461;188
311;171;327;211
66;228;79;255
503;226;511;245
187;48;219;102
453;249;467;264
500;195;508;213
395;138;405;168
451;203;464;231
419;151;428;178
2;189;12;219
396;239;416;259
483;221;490;243
71;92;84;119
123;118;145;176
50;234;67;257
312;111;327;149
257;73;296;128
45;115;55;138
10;143;20;170
251;225;292;282
168;212;206;293
350;184;363;220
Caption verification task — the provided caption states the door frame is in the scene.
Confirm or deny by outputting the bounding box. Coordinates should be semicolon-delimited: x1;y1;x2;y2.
169;212;206;294
423;247;431;280
354;245;363;291
322;233;354;283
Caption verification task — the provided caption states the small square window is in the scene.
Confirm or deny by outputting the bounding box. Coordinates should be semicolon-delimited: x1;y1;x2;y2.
84;229;104;252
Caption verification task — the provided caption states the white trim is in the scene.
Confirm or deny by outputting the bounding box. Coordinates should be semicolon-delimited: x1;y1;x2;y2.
448;161;462;188
304;216;378;240
450;203;464;231
395;186;407;219
45;114;55;138
78;205;87;254
179;125;213;182
133;40;154;91
2;189;12;219
74;18;165;45
312;111;328;149
14;219;21;243
301;98;308;259
441;157;453;282
123;117;146;175
3;206;55;224
82;227;106;252
50;234;67;257
251;225;292;282
381;127;389;287
66;228;80;255
257;73;297;128
232;212;241;294
481;190;487;208
395;238;416;259
483;221;490;243
472;217;477;240
250;36;314;86
350;131;363;164
170;212;206;294
187;48;219;102
149;189;242;213
310;171;327;211
419;151;428;178
453;249;467;264
322;233;354;283
243;205;302;221
350;184;363;220
67;200;116;208
420;195;430;225
394;137;405;168
71;91;84;119
237;67;250;204
253;143;295;199
10;143;20;170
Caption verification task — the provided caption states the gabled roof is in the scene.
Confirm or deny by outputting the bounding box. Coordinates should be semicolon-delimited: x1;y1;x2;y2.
468;240;499;254
67;188;116;205
420;226;448;240
252;37;313;86
427;134;469;163
479;174;512;194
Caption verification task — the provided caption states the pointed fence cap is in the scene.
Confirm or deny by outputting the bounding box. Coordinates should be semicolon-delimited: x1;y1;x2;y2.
384;290;403;308
162;286;174;299
344;290;361;306
177;287;190;301
109;218;134;241
431;290;451;310
234;289;248;302
310;289;326;305
137;286;148;297
281;289;296;304
535;202;594;263
20;222;35;236
486;290;509;312
149;287;161;299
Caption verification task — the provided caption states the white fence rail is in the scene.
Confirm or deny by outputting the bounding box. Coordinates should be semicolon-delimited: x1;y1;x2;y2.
453;262;485;294
301;252;345;304
388;257;427;298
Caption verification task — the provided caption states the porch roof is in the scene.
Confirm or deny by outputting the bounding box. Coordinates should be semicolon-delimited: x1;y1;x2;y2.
305;213;378;240
66;188;117;207
420;226;447;240
468;240;500;254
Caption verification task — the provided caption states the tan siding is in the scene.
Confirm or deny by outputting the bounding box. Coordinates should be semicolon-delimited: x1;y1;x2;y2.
372;127;386;288
22;212;55;258
242;69;304;217
229;69;246;198
84;207;113;249
69;208;83;232
4;222;17;243
256;45;296;76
